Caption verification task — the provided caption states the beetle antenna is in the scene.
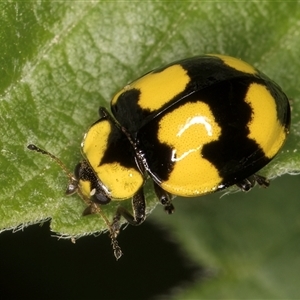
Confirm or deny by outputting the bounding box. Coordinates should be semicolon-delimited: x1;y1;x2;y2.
27;144;76;181
87;202;123;260
27;143;123;260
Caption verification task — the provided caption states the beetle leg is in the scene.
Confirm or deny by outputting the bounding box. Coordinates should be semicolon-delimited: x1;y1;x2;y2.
153;182;175;214
253;174;270;188
236;174;270;191
111;187;146;235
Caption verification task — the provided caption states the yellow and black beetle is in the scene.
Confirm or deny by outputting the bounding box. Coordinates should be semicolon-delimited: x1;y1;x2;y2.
28;54;290;259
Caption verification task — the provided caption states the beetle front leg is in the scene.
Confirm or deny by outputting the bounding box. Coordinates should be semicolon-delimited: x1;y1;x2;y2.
111;187;146;234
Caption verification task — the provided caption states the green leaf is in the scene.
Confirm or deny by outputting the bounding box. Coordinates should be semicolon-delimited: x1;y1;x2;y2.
0;1;300;295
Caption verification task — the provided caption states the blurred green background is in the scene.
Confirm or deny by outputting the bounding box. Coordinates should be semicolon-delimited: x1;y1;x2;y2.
0;2;300;299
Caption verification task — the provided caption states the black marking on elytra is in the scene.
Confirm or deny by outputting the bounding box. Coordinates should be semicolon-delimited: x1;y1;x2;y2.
198;78;270;185
111;88;151;133
261;76;291;129
137;119;174;182
138;76;271;184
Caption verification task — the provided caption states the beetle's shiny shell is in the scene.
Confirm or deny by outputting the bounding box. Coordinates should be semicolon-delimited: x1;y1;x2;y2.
82;54;290;198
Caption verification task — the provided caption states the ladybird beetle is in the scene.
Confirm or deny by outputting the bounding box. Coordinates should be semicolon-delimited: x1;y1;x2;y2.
28;54;290;259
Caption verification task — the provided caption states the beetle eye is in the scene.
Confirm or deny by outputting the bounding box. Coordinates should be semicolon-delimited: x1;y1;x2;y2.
92;192;111;205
